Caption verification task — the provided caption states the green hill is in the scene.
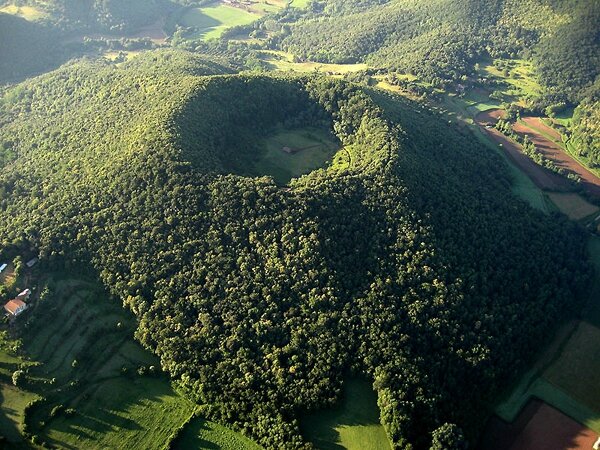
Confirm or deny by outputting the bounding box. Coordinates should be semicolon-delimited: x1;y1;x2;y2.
275;0;599;101
0;50;590;449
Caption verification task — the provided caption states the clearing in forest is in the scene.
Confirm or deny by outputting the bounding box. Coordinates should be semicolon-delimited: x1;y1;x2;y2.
253;127;339;184
259;50;369;74
177;3;261;40
301;379;391;450
0;4;48;21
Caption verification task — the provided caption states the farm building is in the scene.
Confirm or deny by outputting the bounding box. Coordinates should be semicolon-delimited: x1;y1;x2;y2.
17;288;31;300
4;298;27;317
0;263;7;274
26;257;38;268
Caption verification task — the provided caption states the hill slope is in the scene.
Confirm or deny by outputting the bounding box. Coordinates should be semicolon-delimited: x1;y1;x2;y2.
275;0;599;102
0;50;590;449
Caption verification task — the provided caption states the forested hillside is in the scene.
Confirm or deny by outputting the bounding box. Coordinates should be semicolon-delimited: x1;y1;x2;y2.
1;0;171;32
0;51;589;449
274;0;599;101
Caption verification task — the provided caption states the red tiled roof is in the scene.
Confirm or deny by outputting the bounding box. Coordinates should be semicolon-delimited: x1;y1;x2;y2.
4;299;26;315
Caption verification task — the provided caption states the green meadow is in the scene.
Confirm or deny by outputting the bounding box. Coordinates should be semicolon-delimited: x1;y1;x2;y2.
302;379;391;450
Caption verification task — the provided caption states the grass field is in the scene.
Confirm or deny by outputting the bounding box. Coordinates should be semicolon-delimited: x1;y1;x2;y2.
253;127;339;184
0;382;40;442
547;192;599;221
543;322;600;415
290;0;311;8
301;379;391;450
260;51;368;74
174;417;262;450
0;4;48;21
178;4;260;40
0;272;260;449
481;58;543;101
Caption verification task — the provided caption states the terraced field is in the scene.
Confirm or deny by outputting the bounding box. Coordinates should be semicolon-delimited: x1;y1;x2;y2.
0;274;260;449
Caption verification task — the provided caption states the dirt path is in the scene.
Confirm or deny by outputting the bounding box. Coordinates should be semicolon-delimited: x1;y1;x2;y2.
474;111;571;192
515;117;600;199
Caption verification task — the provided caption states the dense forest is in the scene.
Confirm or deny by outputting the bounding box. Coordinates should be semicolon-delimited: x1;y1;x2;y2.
0;50;590;449
1;0;171;32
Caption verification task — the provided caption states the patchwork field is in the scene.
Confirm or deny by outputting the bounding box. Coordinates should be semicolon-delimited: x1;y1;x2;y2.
177;3;260;40
475;111;571;192
253;127;339;184
301;379;391;450
0;273;260;449
547;192;599;221
513;119;600;198
483;400;598;450
485;237;600;448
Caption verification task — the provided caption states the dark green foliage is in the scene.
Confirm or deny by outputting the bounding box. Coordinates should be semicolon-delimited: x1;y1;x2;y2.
533;2;600;103
0;13;70;83
0;51;590;449
430;423;467;450
571;81;600;166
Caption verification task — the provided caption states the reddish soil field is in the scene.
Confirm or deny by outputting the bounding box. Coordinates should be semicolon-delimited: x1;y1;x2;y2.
475;111;571;192
478;400;543;450
521;117;562;142
476;108;505;125
514;118;600;198
509;402;598;450
479;400;599;450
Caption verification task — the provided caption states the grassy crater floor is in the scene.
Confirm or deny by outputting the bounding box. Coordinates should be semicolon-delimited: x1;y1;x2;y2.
251;127;340;184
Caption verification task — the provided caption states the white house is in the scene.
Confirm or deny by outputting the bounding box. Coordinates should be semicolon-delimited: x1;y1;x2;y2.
17;289;31;301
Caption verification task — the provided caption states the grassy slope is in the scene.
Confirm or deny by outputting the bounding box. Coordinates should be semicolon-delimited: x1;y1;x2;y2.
0;272;259;449
260;51;368;74
301;379;391;450
174;417;263;450
179;4;260;40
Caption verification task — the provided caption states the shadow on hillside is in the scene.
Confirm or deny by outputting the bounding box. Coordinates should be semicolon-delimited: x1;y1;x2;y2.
0;385;29;446
301;379;383;449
